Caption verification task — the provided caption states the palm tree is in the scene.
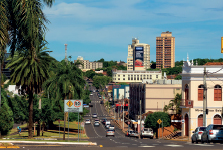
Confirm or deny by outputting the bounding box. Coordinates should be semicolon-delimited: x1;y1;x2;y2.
6;46;55;138
1;0;54;139
43;60;86;140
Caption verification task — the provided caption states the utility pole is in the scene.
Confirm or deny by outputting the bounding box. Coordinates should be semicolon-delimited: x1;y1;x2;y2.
139;99;142;139
203;67;207;127
128;99;130;131
123;98;124;130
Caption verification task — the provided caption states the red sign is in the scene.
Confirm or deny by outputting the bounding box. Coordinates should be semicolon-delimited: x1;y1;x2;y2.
74;100;81;108
185;100;193;108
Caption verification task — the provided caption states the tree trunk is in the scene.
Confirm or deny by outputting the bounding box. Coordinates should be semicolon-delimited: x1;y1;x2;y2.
37;121;40;136
28;90;34;139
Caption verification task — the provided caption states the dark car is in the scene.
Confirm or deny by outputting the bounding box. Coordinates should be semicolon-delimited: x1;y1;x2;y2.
102;118;107;124
100;100;104;104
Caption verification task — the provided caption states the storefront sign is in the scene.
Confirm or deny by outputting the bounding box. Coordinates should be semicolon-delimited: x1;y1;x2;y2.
195;109;222;112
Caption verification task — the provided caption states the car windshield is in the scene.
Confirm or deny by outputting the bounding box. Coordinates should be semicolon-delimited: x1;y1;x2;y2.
93;113;97;115
199;127;206;131
213;125;223;130
86;119;90;121
108;130;114;132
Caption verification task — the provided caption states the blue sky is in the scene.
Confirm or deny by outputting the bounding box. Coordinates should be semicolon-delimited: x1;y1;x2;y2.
43;0;223;62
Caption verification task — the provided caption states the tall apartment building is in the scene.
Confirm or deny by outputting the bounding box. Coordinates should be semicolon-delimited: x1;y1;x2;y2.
156;31;175;68
74;56;103;72
127;38;150;71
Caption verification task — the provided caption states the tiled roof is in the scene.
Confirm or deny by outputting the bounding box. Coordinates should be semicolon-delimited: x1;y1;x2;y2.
204;62;223;65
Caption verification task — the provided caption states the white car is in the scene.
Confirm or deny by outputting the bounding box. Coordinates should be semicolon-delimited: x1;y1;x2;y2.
90;93;93;96
141;128;153;139
92;113;97;118
85;119;91;125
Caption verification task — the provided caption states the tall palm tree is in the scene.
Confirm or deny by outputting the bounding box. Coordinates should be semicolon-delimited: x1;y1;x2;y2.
43;60;86;140
1;0;54;139
6;45;55;138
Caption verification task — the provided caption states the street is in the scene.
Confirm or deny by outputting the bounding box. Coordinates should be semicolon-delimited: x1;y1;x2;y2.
12;89;223;149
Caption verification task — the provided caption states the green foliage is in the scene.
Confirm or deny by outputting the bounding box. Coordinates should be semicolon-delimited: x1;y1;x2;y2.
145;112;170;131
83;89;91;104
85;70;96;79
0;89;14;135
116;65;127;70
117;82;129;85
174;75;182;80
164;93;182;114
93;76;111;89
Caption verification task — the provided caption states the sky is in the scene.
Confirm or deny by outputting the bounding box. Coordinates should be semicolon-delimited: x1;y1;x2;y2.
43;0;223;62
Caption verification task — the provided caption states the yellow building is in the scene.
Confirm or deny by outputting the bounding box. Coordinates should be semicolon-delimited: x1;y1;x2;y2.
181;58;223;137
156;31;175;68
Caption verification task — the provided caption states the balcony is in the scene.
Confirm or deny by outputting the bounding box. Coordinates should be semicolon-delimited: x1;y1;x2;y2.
180;99;193;108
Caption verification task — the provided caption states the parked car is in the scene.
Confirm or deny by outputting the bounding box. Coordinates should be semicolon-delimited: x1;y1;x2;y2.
106;129;115;137
125;130;134;137
129;131;139;138
100;100;104;104
141;128;153;139
109;125;115;131
201;124;223;143
191;126;206;143
90;93;93;96
101;118;107;124
85;119;91;125
92;113;97;118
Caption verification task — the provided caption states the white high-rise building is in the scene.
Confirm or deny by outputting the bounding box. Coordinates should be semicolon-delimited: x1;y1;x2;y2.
127;38;150;71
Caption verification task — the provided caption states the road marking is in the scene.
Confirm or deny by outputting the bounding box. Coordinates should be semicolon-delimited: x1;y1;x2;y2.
139;146;155;147
152;144;159;145
132;144;137;145
194;144;214;146
122;143;130;144
99;145;103;147
165;144;183;147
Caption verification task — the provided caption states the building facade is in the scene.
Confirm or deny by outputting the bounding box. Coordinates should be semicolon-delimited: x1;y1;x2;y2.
181;59;223;138
74;56;103;71
156;31;175;68
129;80;182;120
127;38;150;71
112;70;162;83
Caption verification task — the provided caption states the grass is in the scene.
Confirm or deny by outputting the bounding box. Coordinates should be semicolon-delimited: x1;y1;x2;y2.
4;121;88;140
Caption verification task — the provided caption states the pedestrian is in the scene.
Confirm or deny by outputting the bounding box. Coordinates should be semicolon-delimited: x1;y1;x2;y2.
18;127;21;136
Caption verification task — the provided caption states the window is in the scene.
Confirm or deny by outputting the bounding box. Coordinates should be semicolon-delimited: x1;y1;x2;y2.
123;78;125;80
156;75;158;78
150;75;152;79
118;78;120;80
198;85;204;101
214;85;222;101
118;75;120;77
185;85;189;100
123;75;125;77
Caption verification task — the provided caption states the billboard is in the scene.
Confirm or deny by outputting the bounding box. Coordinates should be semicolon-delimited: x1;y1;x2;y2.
135;47;144;67
221;37;223;53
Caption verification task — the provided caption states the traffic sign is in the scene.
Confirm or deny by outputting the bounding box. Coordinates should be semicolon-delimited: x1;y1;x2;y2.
157;119;162;124
181;119;185;124
64;100;83;112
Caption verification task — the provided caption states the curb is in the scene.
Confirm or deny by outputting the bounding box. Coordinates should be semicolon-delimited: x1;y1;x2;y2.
0;140;97;145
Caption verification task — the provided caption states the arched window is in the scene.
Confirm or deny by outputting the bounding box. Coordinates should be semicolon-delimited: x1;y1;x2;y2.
214;114;222;125
198;85;204;101
198;114;203;127
185;84;189;100
214;85;222;101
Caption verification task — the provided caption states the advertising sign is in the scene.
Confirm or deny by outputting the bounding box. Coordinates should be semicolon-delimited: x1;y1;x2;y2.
64;100;83;112
135;47;144;67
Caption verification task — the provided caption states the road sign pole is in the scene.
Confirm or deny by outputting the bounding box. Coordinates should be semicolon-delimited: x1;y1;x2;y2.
159;123;160;139
68;112;69;141
78;112;79;142
162;120;163;139
59;122;60;138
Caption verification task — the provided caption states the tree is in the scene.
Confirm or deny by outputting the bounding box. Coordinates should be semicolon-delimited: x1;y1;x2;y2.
0;88;14;136
163;93;182;114
85;70;96;79
6;48;55;138
150;61;156;69
2;0;55;139
144;112;170;138
174;75;182;80
43;60;86;140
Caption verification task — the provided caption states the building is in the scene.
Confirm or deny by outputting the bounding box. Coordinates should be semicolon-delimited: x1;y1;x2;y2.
112;84;130;101
156;31;175;68
129;80;182;120
112;69;162;83
74;56;103;71
181;58;223;138
127;38;150;71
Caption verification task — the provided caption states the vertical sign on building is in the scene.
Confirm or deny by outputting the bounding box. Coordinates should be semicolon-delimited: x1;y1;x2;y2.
135;47;144;67
221;37;223;53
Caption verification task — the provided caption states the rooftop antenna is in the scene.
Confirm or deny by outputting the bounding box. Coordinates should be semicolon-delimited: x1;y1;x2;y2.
65;44;67;62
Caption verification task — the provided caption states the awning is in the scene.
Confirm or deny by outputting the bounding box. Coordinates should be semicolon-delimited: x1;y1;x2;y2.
115;104;128;107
